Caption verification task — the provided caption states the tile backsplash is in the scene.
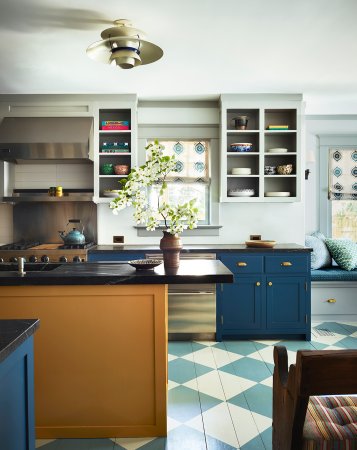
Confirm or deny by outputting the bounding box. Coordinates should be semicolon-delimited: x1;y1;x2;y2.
14;163;93;189
0;204;13;244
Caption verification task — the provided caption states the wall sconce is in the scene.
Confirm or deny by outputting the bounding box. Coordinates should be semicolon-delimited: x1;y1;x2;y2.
305;150;316;180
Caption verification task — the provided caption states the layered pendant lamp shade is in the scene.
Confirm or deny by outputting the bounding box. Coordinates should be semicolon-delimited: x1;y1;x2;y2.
86;19;163;69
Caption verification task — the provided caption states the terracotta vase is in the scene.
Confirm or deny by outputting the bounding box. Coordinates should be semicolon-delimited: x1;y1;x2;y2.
159;231;183;269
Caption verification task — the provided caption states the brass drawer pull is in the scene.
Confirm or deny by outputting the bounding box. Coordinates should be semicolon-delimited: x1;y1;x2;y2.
281;261;292;266
327;298;336;303
268;281;273;286
237;262;247;267
256;282;261;286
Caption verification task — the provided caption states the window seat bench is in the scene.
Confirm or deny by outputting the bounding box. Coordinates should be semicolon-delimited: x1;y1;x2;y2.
311;268;357;321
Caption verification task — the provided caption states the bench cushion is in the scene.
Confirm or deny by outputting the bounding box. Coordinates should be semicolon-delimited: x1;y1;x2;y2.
303;395;357;450
311;267;357;281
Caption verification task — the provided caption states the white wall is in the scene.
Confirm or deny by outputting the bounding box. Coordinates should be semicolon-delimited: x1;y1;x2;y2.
98;101;306;246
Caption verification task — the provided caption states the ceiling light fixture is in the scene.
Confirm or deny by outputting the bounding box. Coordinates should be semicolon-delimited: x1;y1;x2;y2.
86;19;163;69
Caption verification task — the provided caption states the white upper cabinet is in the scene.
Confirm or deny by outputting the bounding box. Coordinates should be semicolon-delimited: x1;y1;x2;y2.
92;96;138;203
220;94;303;202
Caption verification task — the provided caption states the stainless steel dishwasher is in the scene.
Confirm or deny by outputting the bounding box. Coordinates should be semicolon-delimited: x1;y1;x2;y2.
145;253;216;340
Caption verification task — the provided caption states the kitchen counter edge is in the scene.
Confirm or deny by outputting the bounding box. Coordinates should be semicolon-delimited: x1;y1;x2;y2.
90;243;312;253
0;319;40;363
0;260;233;286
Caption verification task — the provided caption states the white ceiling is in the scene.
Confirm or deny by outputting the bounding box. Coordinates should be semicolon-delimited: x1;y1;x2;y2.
1;0;357;113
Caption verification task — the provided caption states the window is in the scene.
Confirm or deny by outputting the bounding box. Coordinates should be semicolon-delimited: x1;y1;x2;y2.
147;140;210;224
325;147;357;240
331;201;357;240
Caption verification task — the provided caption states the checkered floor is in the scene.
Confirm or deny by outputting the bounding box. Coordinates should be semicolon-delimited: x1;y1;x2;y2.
36;321;357;450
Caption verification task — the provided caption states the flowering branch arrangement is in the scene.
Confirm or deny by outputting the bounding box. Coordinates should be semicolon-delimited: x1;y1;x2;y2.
110;140;200;235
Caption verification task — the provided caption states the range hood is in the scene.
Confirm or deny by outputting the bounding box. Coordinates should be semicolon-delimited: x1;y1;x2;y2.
0;117;93;162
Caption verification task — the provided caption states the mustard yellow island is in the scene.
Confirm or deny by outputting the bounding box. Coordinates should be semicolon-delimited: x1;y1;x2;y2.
0;260;232;439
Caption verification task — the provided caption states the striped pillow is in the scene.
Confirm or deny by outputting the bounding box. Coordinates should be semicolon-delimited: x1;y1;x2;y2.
303;395;357;450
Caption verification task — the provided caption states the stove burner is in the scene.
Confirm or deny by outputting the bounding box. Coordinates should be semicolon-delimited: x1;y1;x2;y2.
58;242;95;250
0;241;41;250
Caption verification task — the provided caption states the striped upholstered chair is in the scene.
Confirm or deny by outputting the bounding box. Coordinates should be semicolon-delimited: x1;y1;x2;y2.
273;346;357;450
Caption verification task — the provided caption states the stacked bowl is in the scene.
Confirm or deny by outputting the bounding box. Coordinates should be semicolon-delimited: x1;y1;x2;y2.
230;143;253;152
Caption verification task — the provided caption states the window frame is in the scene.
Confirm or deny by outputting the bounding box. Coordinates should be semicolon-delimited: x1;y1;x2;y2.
137;126;221;236
146;139;211;225
319;135;357;238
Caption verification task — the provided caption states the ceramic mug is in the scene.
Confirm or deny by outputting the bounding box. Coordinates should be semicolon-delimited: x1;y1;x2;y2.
232;116;248;130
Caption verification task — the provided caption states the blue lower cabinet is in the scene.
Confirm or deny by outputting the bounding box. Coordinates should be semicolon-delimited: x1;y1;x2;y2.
0;336;35;450
218;276;263;339
266;276;307;330
88;252;145;262
217;251;311;340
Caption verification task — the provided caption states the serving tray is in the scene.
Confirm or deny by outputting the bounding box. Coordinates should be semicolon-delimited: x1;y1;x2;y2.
245;240;277;248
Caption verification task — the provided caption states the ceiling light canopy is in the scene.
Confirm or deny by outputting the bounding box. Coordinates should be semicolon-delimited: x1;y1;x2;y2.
86;19;163;69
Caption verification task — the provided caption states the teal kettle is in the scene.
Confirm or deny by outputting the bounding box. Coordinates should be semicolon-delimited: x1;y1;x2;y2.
59;219;86;245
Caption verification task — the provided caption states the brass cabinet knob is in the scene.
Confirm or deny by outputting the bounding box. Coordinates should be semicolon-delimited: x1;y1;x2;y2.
281;261;292;266
327;298;336;303
268;281;273;286
237;262;247;267
256;282;261;286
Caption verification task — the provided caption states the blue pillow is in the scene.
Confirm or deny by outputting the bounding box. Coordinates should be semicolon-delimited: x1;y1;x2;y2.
325;239;357;271
312;231;327;242
305;235;332;269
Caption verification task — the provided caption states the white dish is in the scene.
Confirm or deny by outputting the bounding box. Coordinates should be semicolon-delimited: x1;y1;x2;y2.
232;168;251;175
265;191;291;197
228;189;255;197
267;148;288;153
103;190;120;198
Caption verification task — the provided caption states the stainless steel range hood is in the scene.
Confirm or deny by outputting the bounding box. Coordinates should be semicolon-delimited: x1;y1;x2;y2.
0;117;93;162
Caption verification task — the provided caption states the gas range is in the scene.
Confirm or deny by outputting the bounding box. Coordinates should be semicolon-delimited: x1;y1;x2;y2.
0;241;96;264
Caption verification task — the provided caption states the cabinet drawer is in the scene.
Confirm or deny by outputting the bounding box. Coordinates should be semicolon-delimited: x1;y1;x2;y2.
265;255;308;274
220;255;263;274
312;283;357;315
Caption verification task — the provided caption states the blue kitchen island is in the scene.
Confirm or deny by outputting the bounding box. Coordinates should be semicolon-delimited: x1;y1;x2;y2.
0;319;40;450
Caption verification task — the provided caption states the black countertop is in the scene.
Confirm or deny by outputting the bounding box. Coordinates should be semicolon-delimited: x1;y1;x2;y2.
91;243;312;253
0;319;40;363
0;260;233;286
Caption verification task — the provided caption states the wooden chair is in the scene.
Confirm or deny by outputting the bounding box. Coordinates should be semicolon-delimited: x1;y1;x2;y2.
273;346;357;450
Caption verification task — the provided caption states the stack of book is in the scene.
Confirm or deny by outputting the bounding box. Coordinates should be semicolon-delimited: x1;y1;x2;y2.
100;142;130;153
101;120;130;130
267;125;289;130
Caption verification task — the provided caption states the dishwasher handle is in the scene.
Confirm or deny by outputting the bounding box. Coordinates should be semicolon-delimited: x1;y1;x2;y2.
145;253;216;260
169;291;215;296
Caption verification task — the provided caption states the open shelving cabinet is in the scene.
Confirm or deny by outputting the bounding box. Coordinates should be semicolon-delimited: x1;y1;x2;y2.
220;94;303;202
93;96;137;203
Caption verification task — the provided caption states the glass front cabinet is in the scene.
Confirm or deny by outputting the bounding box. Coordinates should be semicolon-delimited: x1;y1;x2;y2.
220;94;303;202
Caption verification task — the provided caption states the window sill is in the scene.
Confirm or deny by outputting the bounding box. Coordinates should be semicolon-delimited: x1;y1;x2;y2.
134;225;222;237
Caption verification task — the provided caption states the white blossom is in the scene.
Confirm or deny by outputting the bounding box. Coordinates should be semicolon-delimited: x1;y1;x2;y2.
109;140;200;235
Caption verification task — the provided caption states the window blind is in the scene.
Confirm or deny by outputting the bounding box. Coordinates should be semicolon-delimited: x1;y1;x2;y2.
328;148;357;200
158;140;210;183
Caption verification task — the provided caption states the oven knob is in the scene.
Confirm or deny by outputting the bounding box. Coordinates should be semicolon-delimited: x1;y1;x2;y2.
59;256;68;263
41;255;50;263
29;255;38;263
10;257;18;263
73;256;82;263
